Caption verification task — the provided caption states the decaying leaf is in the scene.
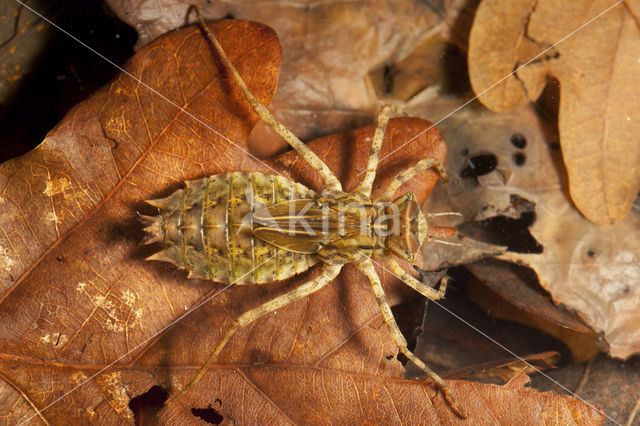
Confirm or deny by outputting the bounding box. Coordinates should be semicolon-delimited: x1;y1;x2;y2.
501;204;640;359
427;103;640;359
468;0;640;225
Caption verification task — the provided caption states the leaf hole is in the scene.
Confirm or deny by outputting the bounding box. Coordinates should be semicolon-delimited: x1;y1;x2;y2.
587;250;595;258
512;152;526;166
391;298;426;353
192;404;224;424
397;352;409;365
56;255;67;264
381;62;395;95
128;385;168;422
460;153;497;178
510;133;527;149
458;210;542;254
386;354;395;360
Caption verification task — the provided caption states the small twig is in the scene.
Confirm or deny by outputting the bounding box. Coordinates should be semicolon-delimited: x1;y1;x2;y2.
574;356;595;395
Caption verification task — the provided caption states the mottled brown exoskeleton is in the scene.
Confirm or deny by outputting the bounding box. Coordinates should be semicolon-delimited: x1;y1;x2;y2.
141;6;465;418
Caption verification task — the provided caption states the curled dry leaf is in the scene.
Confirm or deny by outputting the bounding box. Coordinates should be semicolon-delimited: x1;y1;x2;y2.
465;259;591;333
0;18;606;423
426;103;640;359
443;351;561;383
465;268;601;363
468;0;640;225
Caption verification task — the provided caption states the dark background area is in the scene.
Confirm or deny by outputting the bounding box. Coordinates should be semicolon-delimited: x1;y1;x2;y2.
0;0;136;162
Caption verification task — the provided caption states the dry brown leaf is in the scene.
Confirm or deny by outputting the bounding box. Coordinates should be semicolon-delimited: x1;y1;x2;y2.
0;17;607;423
0;19;282;298
0;19;283;423
628;0;640;22
468;0;640;225
421;234;507;271
468;0;546;111
424;102;640;359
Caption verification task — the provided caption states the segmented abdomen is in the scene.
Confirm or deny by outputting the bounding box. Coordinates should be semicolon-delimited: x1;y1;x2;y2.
146;172;318;284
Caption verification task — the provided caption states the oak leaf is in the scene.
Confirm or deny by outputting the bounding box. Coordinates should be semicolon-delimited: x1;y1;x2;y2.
0;19;605;424
468;0;640;225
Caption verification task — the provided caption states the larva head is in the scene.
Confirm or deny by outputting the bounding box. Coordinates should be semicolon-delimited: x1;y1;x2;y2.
382;193;427;262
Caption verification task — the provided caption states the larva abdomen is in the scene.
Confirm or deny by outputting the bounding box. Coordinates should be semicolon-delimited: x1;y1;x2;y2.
143;172;317;283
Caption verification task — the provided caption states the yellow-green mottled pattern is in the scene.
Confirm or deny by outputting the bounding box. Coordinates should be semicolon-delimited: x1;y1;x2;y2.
150;172;318;284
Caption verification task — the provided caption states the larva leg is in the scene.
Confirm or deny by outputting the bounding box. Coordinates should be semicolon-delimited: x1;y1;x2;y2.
192;6;342;192
356;104;403;197
376;157;447;202
165;263;343;406
356;259;466;418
